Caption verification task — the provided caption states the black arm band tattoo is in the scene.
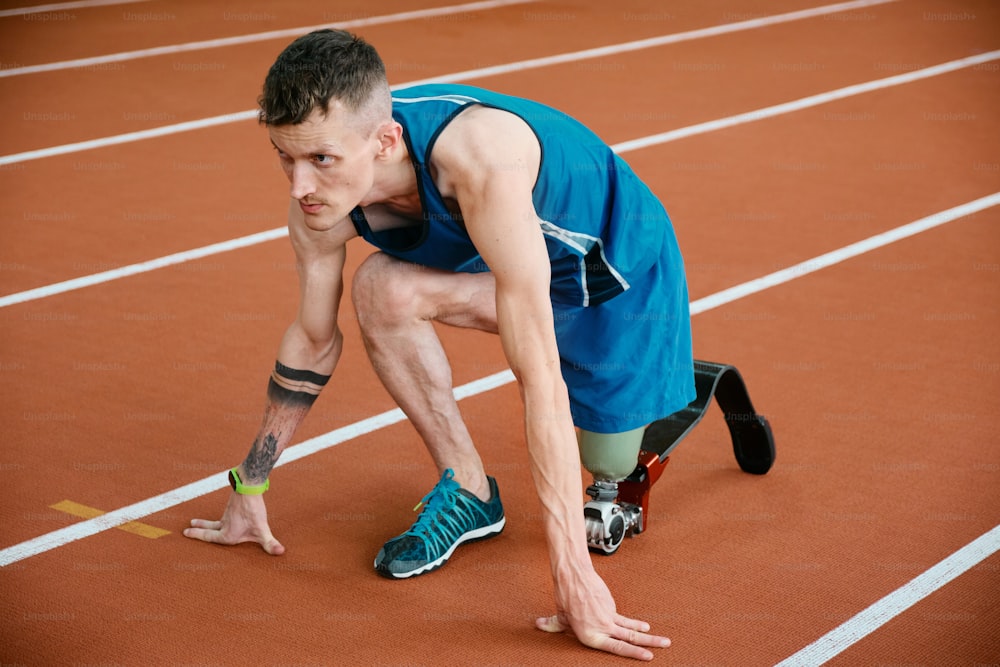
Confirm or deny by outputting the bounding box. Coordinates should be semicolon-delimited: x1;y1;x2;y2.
274;360;331;387
267;360;331;407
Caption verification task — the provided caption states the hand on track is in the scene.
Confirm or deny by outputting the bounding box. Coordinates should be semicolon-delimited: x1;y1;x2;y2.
183;492;285;555
536;566;670;661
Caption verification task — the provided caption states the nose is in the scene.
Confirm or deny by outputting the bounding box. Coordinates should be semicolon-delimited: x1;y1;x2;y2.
289;162;315;200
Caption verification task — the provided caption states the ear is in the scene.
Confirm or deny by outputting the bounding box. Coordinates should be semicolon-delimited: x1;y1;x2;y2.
375;120;403;157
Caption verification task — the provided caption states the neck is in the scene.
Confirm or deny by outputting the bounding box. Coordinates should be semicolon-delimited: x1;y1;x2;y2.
363;138;417;209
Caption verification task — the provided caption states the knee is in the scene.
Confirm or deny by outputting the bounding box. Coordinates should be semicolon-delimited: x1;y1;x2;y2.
351;252;421;328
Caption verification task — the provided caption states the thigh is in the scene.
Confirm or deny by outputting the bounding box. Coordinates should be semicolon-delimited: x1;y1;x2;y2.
352;252;499;333
554;261;696;433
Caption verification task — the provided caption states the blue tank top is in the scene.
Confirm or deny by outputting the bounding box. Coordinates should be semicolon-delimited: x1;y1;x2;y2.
350;83;681;307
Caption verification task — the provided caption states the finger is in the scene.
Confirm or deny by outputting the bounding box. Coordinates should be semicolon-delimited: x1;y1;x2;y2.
613;614;671;647
182;526;225;544
534;614;566;634
260;534;286;556
615;626;671;650
188;519;222;530
614;613;651;632
248;522;286;556
596;636;655;662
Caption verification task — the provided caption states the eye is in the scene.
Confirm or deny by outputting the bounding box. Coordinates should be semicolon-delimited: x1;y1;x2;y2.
314;154;334;164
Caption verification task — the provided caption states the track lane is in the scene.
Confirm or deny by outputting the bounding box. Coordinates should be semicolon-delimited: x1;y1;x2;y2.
0;0;465;65
3;0;996;297
0;0;898;155
3;51;997;300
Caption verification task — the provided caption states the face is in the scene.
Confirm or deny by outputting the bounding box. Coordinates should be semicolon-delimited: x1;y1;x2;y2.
268;101;383;231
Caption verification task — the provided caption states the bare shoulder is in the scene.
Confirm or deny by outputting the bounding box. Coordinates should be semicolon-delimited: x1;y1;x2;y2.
433;105;540;196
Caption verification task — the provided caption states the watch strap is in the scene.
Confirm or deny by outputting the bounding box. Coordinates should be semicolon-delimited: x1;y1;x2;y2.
229;467;269;495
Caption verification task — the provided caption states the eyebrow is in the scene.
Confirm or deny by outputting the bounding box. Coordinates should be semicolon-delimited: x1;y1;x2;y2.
269;139;342;156
315;143;343;155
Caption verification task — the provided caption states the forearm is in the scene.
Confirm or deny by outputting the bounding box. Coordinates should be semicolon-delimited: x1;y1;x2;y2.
238;325;342;485
521;379;593;576
495;295;592;576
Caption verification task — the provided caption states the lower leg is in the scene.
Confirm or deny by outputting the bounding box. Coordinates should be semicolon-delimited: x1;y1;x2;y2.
352;254;499;501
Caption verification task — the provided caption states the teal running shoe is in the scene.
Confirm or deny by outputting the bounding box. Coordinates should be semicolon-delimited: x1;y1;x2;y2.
375;469;505;579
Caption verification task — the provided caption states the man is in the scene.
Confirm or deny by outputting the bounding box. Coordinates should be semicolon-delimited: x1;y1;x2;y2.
184;29;693;661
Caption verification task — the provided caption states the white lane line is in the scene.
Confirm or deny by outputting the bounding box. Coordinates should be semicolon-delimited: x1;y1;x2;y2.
691;193;1000;315
1;191;997;568
0;0;149;18
773;524;1000;666
0;109;258;170
611;50;1000;155
0;227;288;308
3;52;995;309
0;0;537;78
402;0;898;87
0;401;411;568
0;0;900;164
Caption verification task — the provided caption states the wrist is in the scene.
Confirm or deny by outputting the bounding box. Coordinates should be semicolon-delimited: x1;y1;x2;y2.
229;467;269;495
546;518;593;573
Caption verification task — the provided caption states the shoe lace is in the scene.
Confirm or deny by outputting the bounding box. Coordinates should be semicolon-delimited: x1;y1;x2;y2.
406;469;476;553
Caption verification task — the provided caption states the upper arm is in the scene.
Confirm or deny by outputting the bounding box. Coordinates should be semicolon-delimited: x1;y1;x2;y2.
434;107;547;295
433;108;559;379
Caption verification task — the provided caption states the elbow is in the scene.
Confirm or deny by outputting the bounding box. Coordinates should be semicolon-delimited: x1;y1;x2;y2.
319;327;344;368
286;320;343;374
311;326;344;371
511;359;567;402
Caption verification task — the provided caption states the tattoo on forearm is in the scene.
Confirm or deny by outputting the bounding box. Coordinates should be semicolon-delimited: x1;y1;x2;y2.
240;361;331;482
244;432;279;481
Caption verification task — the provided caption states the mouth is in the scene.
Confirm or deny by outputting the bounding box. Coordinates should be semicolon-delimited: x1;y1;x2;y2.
298;200;325;215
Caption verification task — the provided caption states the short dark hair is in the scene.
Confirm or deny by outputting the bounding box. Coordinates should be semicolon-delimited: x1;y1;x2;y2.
258;29;389;127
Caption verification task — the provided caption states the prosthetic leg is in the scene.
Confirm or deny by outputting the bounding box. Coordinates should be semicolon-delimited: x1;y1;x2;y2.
583;360;776;554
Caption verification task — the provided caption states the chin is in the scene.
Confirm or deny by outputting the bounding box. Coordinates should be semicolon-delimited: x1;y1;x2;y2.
302;216;339;232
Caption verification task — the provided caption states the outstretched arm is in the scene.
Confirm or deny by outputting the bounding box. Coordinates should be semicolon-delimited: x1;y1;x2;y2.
184;203;350;554
435;107;670;660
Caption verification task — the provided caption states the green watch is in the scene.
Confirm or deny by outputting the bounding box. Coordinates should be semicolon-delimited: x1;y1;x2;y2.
228;467;269;495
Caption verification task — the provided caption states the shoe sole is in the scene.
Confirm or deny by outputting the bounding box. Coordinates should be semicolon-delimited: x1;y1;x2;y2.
375;515;506;580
